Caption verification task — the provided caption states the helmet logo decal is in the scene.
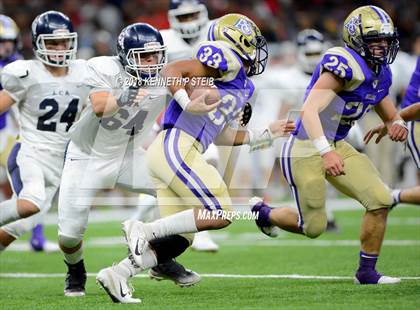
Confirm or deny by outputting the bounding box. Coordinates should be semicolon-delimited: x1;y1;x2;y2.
234;18;252;36
380;23;392;34
144;42;160;48
344;15;361;36
52;29;70;35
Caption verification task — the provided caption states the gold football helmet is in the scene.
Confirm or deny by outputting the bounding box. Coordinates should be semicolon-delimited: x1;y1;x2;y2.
342;5;399;64
208;13;268;76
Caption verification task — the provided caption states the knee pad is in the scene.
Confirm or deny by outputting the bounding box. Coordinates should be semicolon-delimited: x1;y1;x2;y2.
149;235;190;264
58;233;82;249
303;211;327;239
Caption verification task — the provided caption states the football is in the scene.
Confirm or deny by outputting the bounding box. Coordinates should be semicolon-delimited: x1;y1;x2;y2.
186;79;221;105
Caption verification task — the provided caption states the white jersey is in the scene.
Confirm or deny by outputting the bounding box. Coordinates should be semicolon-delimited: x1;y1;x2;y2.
390;51;417;102
1;59;90;153
161;21;213;62
274;65;312;110
70;56;167;158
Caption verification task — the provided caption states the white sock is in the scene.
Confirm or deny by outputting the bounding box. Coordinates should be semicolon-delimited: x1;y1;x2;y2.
64;246;83;265
392;189;401;204
143;209;198;240
0;198;20;226
114;258;140;279
131;194;157;221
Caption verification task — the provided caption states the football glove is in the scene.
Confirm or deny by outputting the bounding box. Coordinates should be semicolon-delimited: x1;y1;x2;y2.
248;127;274;152
239;102;252;127
117;87;139;107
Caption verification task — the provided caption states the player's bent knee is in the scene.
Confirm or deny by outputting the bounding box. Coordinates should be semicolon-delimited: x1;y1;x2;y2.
58;233;82;252
364;187;394;211
17;199;40;218
303;213;327;239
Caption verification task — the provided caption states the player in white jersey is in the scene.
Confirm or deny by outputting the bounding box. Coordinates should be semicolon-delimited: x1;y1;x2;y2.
158;0;219;251
58;23;200;303
0;11;89;252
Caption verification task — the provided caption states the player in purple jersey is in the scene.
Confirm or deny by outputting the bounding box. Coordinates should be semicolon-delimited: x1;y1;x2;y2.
118;14;294;293
250;6;408;285
0;14;58;253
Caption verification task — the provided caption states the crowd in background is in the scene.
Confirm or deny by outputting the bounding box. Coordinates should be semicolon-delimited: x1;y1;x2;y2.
1;0;419;59
1;0;419;200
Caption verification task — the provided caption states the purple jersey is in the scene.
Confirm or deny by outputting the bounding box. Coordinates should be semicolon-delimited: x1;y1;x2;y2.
163;41;255;151
294;46;392;141
401;55;420;121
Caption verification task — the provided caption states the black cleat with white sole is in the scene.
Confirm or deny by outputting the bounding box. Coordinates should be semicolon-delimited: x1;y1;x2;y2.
64;259;87;297
149;259;201;287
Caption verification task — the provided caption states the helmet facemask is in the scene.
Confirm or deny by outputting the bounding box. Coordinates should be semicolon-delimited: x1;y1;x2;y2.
360;31;399;65
35;31;77;67
125;43;167;80
249;35;268;76
223;29;268;76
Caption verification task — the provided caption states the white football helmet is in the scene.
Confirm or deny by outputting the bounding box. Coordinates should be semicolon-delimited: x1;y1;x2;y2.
168;0;208;41
297;29;328;74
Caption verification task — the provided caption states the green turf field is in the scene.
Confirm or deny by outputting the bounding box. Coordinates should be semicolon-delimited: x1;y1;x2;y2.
1;205;419;309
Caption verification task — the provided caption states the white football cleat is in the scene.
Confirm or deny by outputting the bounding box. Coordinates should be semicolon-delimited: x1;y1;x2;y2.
96;267;141;304
122;220;150;268
191;231;219;252
354;275;401;285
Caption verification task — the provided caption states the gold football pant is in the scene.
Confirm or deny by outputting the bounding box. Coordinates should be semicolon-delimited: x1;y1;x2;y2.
407;121;420;169
280;137;393;238
147;128;232;219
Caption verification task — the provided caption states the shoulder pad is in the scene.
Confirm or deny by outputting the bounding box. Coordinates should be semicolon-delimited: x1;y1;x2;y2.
2;60;30;79
87;56;121;77
320;46;364;90
195;41;242;82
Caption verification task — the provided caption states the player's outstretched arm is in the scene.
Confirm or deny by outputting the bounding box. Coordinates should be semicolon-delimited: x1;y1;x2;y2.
373;95;408;142
90;89;146;117
364;101;416;144
161;59;222;114
301;72;345;177
400;102;420;122
214;119;295;147
0;91;16;115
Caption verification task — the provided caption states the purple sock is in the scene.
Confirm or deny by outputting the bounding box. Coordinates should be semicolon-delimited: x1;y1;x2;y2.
253;202;272;227
356;251;382;284
30;224;46;251
358;251;378;270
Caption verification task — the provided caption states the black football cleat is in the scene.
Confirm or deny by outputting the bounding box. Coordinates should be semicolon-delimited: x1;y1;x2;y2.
64;259;87;297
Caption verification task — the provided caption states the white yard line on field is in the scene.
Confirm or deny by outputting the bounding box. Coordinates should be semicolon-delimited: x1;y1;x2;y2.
41;199;417;225
0;273;419;280
6;236;420;252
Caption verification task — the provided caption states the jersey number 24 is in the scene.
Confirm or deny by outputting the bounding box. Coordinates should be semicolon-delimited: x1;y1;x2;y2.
37;98;79;132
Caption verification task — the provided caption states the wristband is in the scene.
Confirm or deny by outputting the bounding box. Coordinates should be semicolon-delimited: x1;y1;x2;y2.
173;89;191;110
312;135;332;156
392;119;408;130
